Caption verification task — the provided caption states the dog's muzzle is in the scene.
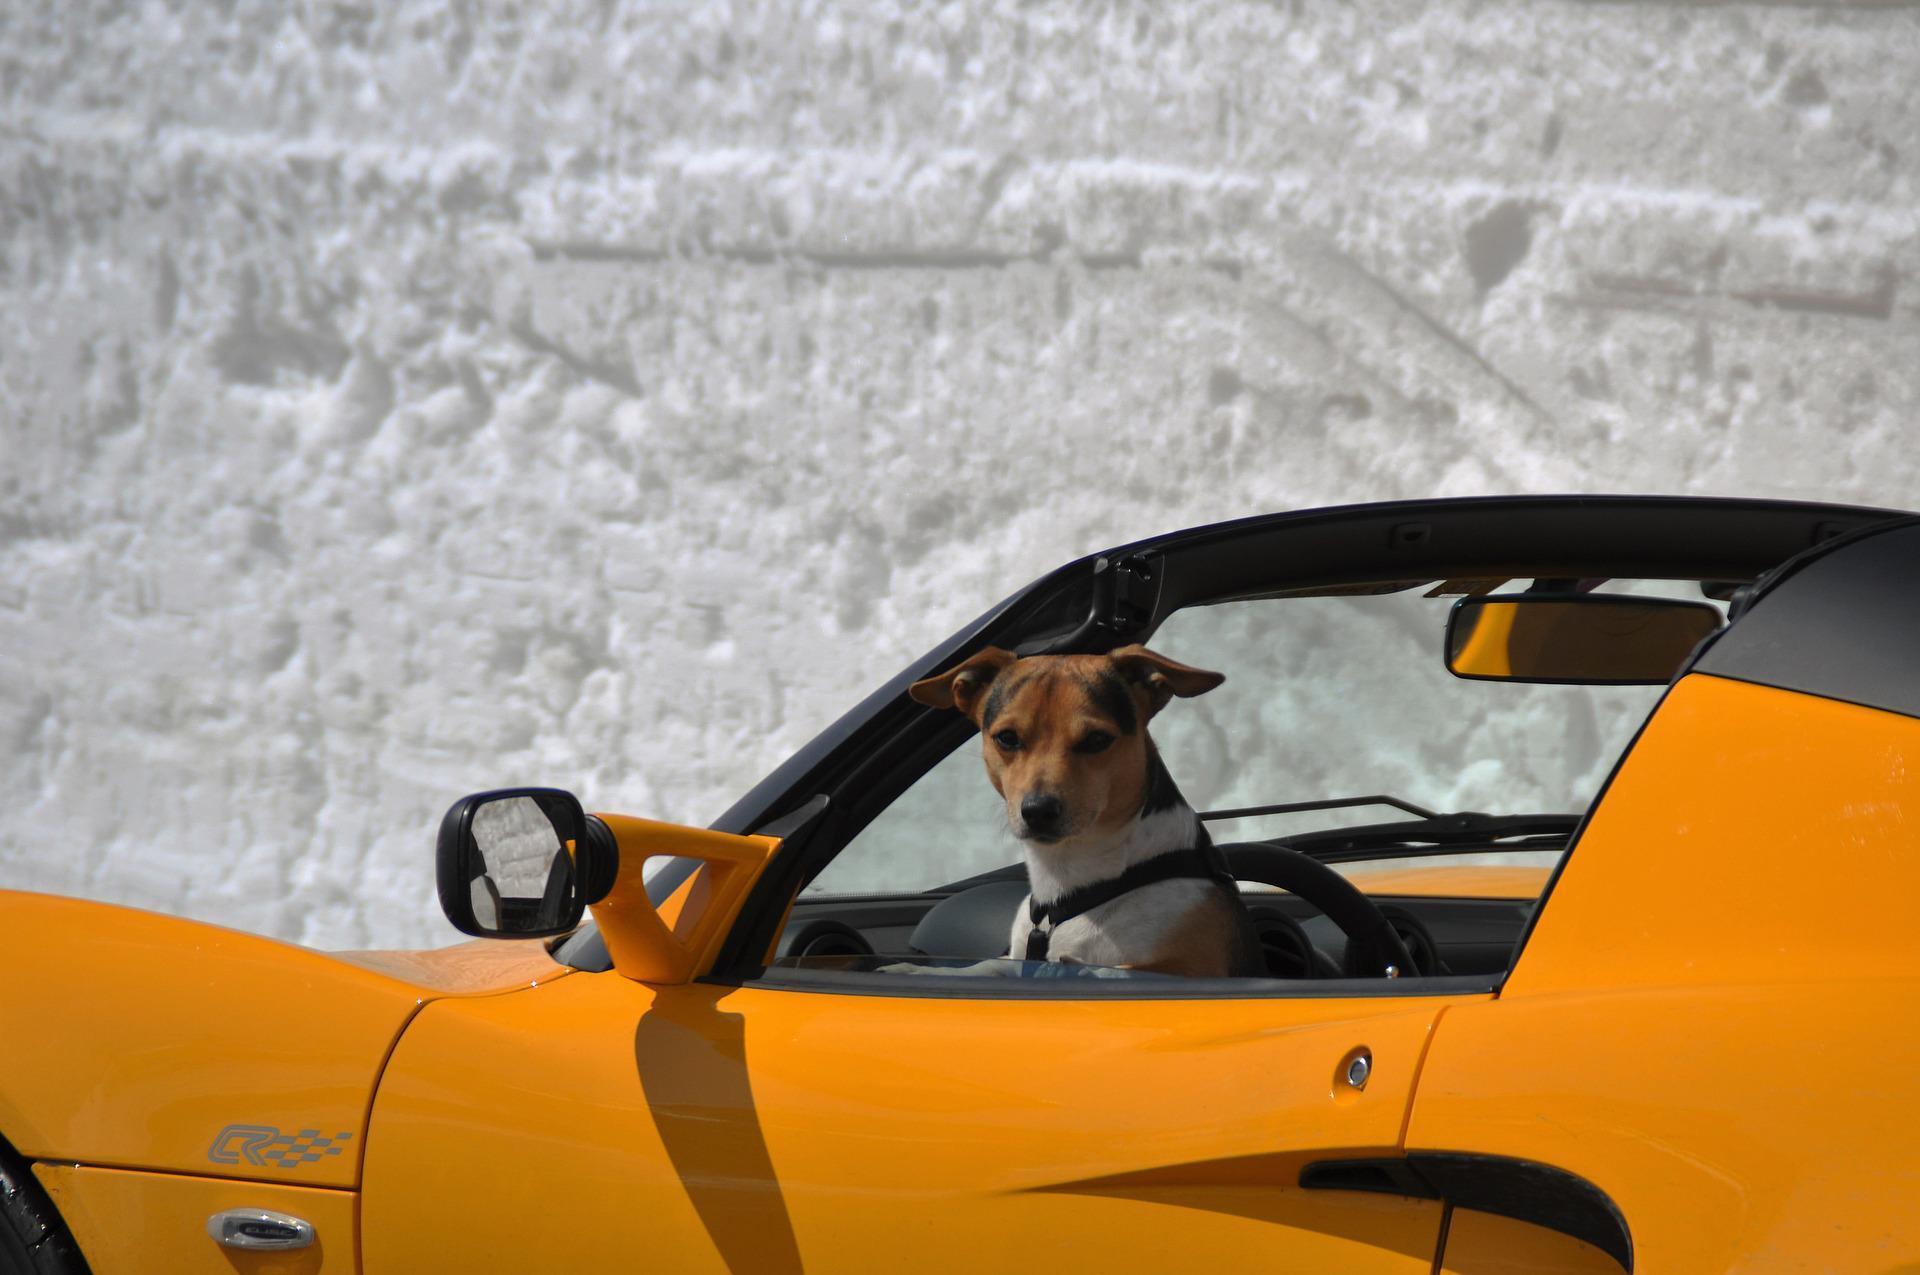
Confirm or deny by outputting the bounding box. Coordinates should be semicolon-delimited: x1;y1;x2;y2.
1018;793;1065;841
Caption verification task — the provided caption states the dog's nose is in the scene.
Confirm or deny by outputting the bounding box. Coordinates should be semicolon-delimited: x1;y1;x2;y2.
1020;793;1064;838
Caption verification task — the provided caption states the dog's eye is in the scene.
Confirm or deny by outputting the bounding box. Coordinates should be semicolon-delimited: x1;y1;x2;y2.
993;729;1021;751
1074;731;1115;755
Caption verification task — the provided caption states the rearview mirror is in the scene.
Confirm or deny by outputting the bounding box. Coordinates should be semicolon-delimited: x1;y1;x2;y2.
1446;594;1722;685
436;788;617;939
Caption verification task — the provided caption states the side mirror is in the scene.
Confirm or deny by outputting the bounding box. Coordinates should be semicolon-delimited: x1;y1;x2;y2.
436;788;618;939
1446;594;1722;685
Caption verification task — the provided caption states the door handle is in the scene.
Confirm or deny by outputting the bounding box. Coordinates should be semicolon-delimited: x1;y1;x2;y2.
206;1208;316;1251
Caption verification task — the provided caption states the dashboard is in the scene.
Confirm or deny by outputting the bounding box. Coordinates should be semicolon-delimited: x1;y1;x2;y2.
775;879;1539;980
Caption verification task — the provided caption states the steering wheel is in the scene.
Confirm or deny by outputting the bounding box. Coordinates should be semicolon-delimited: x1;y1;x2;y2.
907;847;1422;979
1217;843;1423;978
776;918;876;964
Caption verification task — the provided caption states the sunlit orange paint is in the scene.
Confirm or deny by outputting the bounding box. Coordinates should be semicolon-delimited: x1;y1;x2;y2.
586;815;779;983
35;1163;357;1275
0;891;563;1187
1341;865;1551;900
1410;674;1920;1269
1438;1207;1622;1274
361;971;1483;1272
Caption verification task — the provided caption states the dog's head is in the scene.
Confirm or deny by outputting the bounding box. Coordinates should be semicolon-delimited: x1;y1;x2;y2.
908;646;1224;845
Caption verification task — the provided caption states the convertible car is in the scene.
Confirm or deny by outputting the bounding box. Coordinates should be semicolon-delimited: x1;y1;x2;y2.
5;495;1919;1273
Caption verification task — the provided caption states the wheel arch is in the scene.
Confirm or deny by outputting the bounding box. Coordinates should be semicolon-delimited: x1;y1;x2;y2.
0;1127;91;1275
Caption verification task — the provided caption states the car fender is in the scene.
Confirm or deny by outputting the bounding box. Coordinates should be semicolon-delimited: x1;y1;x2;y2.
0;890;565;1188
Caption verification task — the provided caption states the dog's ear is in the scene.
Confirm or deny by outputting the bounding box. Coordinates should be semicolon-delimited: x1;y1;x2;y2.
908;647;1017;723
1108;645;1225;717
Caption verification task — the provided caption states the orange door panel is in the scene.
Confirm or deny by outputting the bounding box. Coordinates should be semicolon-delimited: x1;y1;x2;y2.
362;972;1486;1272
1409;674;1920;1270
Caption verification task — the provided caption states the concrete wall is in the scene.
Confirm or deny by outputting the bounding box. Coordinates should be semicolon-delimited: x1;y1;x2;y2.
3;1;1916;947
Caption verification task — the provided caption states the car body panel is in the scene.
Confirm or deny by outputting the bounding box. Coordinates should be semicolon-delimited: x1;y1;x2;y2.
0;891;564;1188
1508;673;1920;996
33;1163;356;1275
1438;1208;1623;1274
1340;866;1551;900
362;970;1483;1272
1409;673;1920;1268
1413;984;1920;1271
324;940;567;994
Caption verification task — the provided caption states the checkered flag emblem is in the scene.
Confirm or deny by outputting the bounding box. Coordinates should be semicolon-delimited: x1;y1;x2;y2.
208;1124;354;1169
256;1129;354;1166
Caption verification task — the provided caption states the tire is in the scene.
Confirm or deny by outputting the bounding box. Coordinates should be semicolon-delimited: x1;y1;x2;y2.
0;1151;88;1275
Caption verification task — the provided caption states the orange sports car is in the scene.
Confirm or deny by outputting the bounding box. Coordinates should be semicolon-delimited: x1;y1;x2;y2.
5;495;1918;1273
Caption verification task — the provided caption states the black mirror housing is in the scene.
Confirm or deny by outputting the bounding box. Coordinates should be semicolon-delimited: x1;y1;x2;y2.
436;787;617;939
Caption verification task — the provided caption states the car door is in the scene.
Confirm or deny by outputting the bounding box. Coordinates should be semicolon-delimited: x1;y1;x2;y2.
361;955;1484;1273
361;804;1489;1273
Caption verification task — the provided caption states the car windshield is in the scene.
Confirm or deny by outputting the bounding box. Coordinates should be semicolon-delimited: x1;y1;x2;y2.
809;579;1725;899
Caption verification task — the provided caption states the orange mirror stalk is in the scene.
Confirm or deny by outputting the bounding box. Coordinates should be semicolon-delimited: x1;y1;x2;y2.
588;815;780;984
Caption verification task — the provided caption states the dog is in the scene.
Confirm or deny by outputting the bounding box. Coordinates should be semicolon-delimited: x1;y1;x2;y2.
908;644;1262;978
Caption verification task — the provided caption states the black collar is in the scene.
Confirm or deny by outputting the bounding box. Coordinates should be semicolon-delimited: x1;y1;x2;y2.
1023;845;1225;962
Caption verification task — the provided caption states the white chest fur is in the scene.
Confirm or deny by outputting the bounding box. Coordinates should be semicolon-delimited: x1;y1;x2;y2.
1010;803;1212;966
1008;876;1216;967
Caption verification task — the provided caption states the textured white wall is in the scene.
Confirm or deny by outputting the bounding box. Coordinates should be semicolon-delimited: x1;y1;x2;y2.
3;1;1917;948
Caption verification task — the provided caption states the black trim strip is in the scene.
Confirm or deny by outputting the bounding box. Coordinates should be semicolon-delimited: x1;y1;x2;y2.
1694;519;1920;722
705;968;1499;1001
1301;1153;1632;1271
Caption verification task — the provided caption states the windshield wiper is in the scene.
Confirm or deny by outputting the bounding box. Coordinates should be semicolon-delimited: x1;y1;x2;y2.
1201;796;1579;864
1201;794;1441;823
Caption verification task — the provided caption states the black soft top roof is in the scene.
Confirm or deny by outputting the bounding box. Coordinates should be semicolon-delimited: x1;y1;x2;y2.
1695;518;1920;720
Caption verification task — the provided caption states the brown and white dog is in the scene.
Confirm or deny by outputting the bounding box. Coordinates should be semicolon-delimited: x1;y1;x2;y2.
909;645;1261;978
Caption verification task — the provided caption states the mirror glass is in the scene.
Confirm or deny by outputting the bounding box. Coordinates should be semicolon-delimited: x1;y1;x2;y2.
467;794;578;934
1447;595;1722;685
